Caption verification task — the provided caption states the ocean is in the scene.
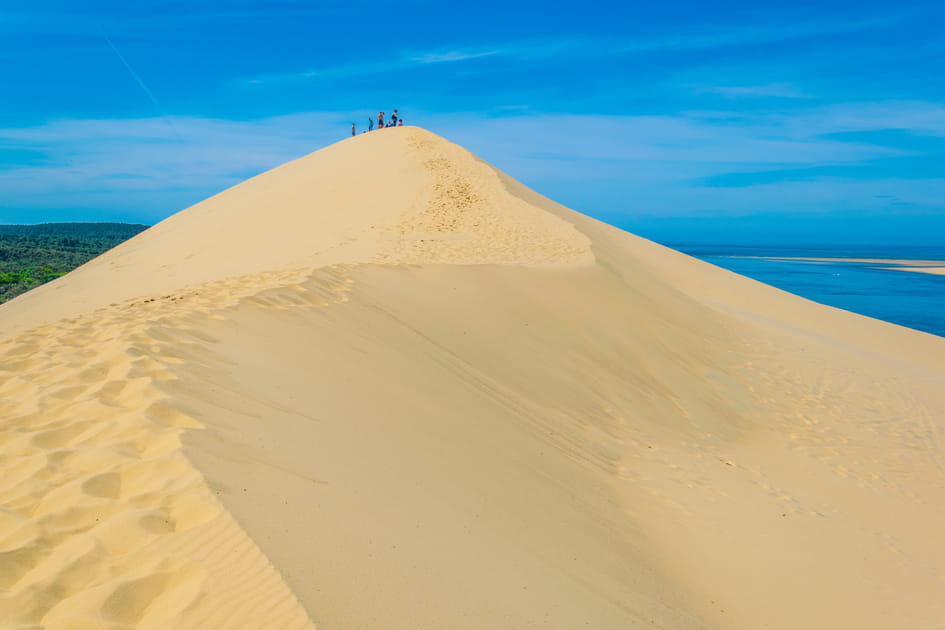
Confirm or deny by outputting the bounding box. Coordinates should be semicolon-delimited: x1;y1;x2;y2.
671;244;945;339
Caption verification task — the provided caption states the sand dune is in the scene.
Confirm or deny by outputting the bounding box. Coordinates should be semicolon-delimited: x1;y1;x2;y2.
2;127;944;629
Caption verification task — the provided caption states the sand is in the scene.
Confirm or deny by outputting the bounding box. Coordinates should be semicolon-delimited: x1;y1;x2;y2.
888;266;945;276
740;256;945;277
2;127;944;629
743;256;945;266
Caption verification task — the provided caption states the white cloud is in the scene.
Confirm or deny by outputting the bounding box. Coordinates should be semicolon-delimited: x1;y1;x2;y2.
243;47;501;85
0;113;349;220
410;50;499;64
703;83;810;99
419;109;907;180
1;101;942;223
777;101;945;137
238;15;905;86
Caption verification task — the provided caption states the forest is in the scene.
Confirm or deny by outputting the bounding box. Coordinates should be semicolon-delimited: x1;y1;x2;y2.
0;223;149;303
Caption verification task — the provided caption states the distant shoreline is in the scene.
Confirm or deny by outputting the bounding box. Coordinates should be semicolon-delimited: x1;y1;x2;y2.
677;245;945;338
722;256;945;267
720;255;945;277
886;266;945;276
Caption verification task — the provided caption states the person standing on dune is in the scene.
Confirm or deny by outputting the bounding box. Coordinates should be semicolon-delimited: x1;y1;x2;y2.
378;111;385;129
351;123;356;136
368;117;374;132
391;110;398;126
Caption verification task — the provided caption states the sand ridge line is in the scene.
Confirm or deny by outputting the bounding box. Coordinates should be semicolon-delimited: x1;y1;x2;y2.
0;267;347;630
0;128;596;344
5;126;945;629
153;263;721;629
170;261;945;628
368;129;593;266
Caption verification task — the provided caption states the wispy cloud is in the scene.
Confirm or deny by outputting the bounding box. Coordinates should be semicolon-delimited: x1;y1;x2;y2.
422;109;907;184
239;14;904;87
242;46;503;85
616;15;902;54
0;3;346;34
416;102;945;218
410;50;499;64
477;15;905;63
703;83;810;99
777;101;945;138
3;99;943;223
0;113;348;221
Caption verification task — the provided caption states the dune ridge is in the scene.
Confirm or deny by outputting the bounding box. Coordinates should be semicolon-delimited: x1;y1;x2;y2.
0;269;321;630
2;127;944;629
0;128;590;343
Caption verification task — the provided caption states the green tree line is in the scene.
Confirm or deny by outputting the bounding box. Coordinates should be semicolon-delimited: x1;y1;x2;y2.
0;223;149;303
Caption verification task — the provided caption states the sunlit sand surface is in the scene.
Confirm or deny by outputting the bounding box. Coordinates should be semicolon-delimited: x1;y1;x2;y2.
2;127;944;629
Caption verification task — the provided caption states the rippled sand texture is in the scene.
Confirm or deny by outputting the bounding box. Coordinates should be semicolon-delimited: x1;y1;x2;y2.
2;127;944;629
0;268;320;630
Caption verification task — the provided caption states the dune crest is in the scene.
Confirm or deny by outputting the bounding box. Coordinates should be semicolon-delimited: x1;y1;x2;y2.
2;127;945;629
0;128;590;342
371;129;592;265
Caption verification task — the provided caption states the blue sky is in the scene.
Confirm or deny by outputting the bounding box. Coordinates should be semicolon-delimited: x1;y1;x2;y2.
2;0;944;244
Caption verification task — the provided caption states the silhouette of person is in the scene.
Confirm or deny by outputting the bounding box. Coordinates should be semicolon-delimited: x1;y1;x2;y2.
351;123;356;136
368;117;374;131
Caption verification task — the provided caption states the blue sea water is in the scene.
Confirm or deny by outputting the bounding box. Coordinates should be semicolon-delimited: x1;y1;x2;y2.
671;244;945;339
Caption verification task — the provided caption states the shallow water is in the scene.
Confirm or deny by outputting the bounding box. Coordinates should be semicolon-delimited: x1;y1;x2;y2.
672;244;945;338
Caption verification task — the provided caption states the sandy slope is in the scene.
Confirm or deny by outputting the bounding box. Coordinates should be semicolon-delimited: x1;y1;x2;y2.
2;127;944;629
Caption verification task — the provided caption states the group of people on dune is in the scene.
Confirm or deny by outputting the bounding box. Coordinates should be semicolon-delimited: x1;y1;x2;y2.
352;109;403;135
